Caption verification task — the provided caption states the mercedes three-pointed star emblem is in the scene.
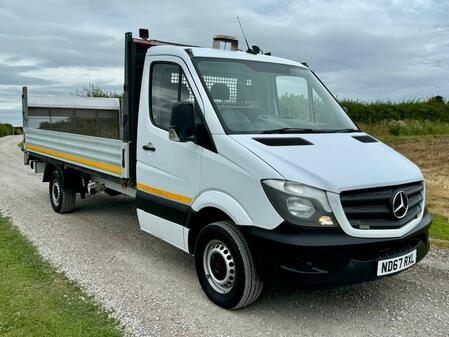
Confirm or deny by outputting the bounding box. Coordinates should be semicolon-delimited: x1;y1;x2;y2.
392;191;409;219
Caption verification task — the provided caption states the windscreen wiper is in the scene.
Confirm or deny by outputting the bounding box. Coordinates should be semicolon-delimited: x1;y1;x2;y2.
332;128;361;133
261;128;320;134
261;127;360;134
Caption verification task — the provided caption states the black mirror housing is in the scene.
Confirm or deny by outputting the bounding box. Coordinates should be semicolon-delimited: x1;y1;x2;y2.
169;102;195;142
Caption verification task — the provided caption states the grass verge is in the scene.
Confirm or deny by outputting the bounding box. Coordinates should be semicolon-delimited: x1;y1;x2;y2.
429;214;449;249
0;215;123;337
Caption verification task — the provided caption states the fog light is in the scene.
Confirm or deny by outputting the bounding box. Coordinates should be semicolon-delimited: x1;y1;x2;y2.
318;215;334;226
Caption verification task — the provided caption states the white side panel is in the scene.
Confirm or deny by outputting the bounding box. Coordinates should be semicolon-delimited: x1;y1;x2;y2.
28;95;120;110
199;135;284;230
183;227;190;252
136;55;203;202
24;128;129;178
137;209;189;253
191;190;253;225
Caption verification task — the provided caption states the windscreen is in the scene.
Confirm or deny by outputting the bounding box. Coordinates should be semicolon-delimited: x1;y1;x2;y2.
194;58;357;134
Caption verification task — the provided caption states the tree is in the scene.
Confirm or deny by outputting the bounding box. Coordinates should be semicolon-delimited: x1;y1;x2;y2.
71;83;122;98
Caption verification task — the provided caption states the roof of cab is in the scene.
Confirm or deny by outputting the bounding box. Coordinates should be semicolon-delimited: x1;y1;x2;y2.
147;45;307;68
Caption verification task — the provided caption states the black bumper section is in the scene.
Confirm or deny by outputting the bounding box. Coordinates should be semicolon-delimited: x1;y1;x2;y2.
245;212;432;288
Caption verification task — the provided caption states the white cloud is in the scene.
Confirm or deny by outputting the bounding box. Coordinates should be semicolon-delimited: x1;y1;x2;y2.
22;67;123;87
0;54;43;67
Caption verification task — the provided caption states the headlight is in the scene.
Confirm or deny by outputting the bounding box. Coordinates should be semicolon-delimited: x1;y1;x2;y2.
262;180;337;228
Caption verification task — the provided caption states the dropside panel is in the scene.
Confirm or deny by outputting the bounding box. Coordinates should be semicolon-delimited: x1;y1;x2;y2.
24;128;130;178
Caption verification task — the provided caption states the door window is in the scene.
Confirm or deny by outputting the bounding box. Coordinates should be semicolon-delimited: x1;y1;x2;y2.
151;63;194;130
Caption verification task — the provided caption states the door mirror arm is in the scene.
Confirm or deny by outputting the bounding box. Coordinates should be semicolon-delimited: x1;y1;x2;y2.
168;128;181;142
168;128;197;143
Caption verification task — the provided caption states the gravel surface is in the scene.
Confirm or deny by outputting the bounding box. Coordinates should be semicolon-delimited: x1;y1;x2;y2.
1;135;448;337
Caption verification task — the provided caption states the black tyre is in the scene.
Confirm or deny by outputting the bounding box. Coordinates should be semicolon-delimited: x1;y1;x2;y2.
49;170;76;213
194;221;263;309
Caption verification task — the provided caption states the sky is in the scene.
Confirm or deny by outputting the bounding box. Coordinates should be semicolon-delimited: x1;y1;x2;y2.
1;0;448;126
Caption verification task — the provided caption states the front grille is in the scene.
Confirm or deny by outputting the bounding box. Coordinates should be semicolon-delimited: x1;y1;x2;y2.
340;181;424;229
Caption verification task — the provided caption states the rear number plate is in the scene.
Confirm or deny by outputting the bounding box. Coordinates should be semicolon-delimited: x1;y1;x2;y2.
377;250;417;276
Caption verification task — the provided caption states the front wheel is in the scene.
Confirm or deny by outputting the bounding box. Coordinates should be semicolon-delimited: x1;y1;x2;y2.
49;170;76;213
194;221;263;309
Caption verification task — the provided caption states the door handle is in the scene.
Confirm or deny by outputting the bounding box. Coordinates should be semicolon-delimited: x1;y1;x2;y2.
142;143;156;152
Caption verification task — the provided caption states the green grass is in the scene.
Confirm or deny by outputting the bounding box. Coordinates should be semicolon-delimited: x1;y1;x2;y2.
429;214;449;243
0;215;123;337
359;120;449;139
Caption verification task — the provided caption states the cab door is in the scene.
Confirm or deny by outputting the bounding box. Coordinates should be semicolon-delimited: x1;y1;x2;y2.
136;56;204;252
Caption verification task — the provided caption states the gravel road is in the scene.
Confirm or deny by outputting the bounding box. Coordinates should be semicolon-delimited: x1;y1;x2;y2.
1;135;448;337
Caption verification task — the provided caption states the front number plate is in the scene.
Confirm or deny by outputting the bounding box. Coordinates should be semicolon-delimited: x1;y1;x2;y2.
377;250;417;276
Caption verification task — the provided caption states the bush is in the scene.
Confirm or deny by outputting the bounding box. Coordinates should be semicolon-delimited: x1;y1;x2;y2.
0;124;22;137
71;83;122;98
0;123;14;137
341;96;449;124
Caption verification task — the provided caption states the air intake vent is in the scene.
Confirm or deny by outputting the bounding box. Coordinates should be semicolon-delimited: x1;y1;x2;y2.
353;135;378;143
253;137;313;146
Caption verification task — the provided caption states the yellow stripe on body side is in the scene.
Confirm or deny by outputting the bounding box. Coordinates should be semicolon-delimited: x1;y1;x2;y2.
25;144;122;175
136;182;192;205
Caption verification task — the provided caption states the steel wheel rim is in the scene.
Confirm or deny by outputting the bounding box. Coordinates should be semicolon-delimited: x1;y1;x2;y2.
203;240;236;294
52;180;61;206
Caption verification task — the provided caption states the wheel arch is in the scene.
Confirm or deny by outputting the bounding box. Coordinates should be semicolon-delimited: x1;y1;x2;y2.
43;162;58;183
187;190;254;254
43;161;83;192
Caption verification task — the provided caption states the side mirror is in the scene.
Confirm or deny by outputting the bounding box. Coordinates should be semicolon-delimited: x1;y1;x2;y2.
169;102;195;142
342;106;349;113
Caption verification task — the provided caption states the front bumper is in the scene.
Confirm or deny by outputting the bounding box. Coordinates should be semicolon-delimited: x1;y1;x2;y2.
244;212;432;288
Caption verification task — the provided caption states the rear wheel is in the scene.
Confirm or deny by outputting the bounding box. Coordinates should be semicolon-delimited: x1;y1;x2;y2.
49;170;76;213
194;221;263;309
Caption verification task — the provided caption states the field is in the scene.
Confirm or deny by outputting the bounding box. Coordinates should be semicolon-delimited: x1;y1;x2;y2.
342;96;449;243
386;135;449;219
368;133;449;244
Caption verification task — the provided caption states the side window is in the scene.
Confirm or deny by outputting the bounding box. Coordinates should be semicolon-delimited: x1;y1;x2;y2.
151;63;194;130
276;76;310;120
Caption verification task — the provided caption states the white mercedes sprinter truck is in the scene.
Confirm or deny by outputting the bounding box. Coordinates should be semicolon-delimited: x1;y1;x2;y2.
22;31;432;309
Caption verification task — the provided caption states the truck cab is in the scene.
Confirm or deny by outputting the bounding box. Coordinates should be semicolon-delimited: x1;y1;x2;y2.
23;32;432;309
